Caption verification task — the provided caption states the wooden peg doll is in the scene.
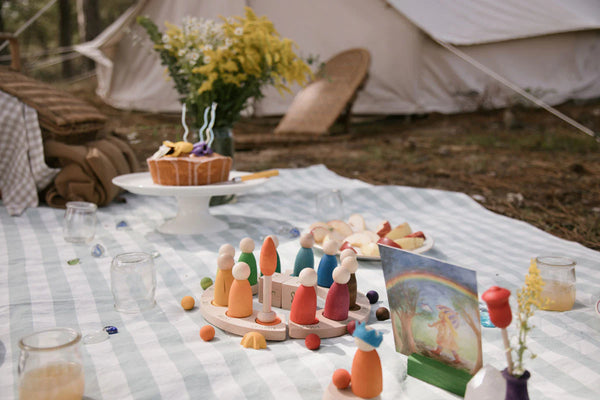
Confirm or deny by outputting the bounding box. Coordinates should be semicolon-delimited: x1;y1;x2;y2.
290;268;319;325
341;256;360;311
227;262;253;318
219;243;236;258
213;253;235;307
323;266;350;321
339;248;357;263
238;237;258;286
317;239;339;288
267;234;281;273
293;232;315;276
351;322;383;398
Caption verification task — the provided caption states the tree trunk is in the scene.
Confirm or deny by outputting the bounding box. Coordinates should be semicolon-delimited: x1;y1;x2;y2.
399;312;416;355
59;0;73;78
76;0;100;70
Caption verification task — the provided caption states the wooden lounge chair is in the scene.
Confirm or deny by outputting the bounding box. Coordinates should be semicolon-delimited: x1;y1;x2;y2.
274;48;371;136
0;33;107;144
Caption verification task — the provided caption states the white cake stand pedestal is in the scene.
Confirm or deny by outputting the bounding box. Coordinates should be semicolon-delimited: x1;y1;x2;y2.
112;171;267;235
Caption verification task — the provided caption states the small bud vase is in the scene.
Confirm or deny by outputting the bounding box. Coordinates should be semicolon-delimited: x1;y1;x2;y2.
502;369;530;400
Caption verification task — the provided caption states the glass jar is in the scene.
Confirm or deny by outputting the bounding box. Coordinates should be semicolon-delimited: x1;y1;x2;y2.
111;252;156;313
18;328;84;400
536;256;576;311
63;201;97;244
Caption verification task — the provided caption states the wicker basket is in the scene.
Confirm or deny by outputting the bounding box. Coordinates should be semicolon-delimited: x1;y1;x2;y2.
0;69;107;143
274;48;371;135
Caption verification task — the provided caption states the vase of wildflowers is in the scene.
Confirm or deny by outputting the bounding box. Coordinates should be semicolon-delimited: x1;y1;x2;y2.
138;7;313;156
482;259;549;400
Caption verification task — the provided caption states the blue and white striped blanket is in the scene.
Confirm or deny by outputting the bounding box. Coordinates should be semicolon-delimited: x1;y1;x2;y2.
1;165;598;399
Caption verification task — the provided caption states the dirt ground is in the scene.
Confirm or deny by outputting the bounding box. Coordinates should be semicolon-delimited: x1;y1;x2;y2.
70;81;600;251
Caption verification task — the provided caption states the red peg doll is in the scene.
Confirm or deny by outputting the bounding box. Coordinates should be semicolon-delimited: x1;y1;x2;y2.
290;268;319;325
323;266;350;321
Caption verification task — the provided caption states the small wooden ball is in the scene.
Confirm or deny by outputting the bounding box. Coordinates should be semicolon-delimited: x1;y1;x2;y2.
181;296;195;310
367;290;379;304
201;277;213;290
200;325;215;341
305;333;321;350
376;307;390;321
347;320;357;335
332;369;351;389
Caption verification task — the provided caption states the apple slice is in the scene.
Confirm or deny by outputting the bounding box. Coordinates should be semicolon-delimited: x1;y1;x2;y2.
324;230;345;245
348;213;366;232
309;221;330;231
311;226;330;244
405;231;426;239
340;241;358;253
377;236;402;249
376;220;392;237
385;222;412;240
360;242;380;257
327;220;354;238
344;231;374;248
394;237;425;251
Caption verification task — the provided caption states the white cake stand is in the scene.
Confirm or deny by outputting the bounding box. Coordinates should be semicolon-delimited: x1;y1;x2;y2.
112;171;267;235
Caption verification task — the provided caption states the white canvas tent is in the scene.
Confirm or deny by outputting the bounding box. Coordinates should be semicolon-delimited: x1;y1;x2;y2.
75;0;600;118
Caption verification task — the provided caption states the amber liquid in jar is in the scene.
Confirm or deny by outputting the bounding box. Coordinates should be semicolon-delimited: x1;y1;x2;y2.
537;256;576;312
19;362;85;400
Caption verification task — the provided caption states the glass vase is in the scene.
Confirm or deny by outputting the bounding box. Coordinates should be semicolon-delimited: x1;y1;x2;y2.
502;369;530;400
209;126;235;206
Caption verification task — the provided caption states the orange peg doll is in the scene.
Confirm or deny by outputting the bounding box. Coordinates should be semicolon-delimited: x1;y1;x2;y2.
213;253;235;307
227;262;253;318
351;322;383;398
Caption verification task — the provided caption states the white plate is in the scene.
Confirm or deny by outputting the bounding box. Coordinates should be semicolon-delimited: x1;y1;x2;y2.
313;234;434;261
112;171;266;197
112;171;268;234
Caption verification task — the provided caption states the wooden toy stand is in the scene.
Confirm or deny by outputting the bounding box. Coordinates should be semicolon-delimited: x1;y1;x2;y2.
407;353;472;397
322;382;381;400
199;272;370;341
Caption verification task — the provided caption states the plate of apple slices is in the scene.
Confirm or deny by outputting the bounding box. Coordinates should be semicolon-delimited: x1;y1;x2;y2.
309;213;434;260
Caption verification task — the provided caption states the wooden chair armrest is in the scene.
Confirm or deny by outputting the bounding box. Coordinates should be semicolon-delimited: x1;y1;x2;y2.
0;33;21;71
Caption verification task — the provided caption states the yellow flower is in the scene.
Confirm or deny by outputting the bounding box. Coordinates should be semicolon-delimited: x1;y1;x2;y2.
140;6;313;129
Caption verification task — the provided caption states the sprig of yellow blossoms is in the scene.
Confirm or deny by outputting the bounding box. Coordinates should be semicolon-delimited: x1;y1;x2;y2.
513;258;549;376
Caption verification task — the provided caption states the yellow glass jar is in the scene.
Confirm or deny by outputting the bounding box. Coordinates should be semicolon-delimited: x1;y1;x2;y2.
537;256;576;311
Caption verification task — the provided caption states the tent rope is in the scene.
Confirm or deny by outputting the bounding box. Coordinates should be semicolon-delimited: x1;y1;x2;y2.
434;38;599;142
0;0;58;52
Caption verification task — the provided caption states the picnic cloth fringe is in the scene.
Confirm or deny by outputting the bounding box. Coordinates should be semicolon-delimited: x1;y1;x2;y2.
43;134;139;208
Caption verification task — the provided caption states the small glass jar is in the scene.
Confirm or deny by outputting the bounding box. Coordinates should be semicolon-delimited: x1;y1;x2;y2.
63;201;97;244
18;328;84;400
536;256;576;311
111;252;156;313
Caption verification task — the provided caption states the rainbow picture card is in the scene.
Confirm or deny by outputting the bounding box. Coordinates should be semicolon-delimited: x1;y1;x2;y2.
380;245;482;378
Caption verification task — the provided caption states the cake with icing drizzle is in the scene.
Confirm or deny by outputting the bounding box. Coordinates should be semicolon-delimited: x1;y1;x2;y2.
146;103;232;186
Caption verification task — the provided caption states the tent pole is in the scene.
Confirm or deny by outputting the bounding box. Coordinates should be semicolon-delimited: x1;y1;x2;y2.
434;38;599;142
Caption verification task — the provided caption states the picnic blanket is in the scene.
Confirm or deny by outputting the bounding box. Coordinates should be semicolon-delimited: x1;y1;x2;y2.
1;165;599;399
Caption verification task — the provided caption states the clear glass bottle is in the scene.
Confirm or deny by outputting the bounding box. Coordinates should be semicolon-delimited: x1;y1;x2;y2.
18;328;84;400
536;256;576;311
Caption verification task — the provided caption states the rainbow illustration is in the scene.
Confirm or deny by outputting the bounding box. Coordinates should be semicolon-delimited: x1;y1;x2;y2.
386;271;478;302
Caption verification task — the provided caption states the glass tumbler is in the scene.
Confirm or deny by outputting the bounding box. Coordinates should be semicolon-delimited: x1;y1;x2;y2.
18;328;84;400
315;189;345;221
63;201;97;244
537;256;576;311
111;252;156;313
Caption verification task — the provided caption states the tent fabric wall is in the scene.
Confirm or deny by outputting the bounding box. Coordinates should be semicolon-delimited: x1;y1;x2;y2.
75;0;600;117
